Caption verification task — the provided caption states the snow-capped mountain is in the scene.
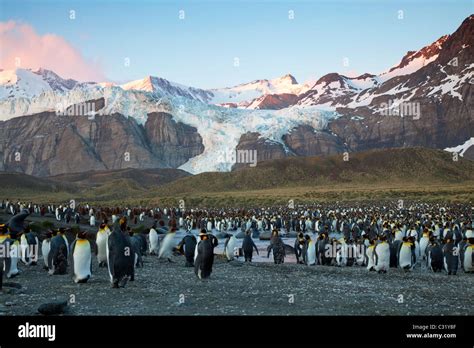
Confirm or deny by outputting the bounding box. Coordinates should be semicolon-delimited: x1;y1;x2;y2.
120;75;214;103
0;15;472;176
0;68;86;99
210;74;311;105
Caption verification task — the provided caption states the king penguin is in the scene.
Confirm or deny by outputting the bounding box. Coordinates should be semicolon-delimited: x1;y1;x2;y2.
374;236;390;273
366;239;376;271
96;223;110;267
306;235;316;266
107;222;135;288
398;237;416;271
419;228;430;260
462;238;474;273
158;229;177;262
41;231;52;271
242;230;259;262
48;230;68;275
71;231;92;283
177;232;197;267
20;229;39;266
224;234;238;261
149;224;160;255
1;225;20;279
443;238;459;275
194;230;214;279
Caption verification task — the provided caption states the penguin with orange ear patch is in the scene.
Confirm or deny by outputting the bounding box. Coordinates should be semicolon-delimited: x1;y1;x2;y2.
71;231;92;283
194;230;214;279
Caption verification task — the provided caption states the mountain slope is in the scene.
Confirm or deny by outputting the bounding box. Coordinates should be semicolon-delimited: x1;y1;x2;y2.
151;148;474;195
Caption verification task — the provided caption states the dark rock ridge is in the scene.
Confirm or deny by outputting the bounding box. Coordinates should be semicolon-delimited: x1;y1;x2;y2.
232;132;287;170
0;102;203;177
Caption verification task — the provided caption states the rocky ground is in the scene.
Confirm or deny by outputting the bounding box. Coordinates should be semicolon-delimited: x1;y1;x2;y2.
2;251;473;316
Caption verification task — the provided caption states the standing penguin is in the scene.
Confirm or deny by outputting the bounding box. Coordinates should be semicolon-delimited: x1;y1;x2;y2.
177;232;197;267
461;238;474;273
293;232;306;264
426;239;444;272
41;231;52;270
224;234;238;261
149;224;160;255
48;231;68;275
443;238;459;275
107;223;135;288
266;230;285;264
1;224;20;279
242;230;259;262
20;230;39;266
398;237;416;271
374;236;390;273
159;229;177;262
194;230;215;279
96;223;110;267
366;239;376;271
70;231;92;283
306;235;316;266
419;228;430;260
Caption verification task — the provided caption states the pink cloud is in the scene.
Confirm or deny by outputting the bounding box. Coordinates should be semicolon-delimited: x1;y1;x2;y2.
0;20;105;82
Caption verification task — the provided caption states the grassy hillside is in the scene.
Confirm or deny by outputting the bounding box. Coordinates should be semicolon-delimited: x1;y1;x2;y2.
1;148;473;206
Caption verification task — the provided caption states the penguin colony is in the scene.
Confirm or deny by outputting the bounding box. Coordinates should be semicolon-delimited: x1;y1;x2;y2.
1;200;473;291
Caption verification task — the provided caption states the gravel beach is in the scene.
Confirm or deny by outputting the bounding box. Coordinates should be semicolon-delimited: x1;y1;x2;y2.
2;250;473;316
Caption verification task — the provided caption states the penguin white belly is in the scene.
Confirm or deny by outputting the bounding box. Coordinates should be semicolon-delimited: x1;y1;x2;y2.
463;246;474;272
159;234;175;259
7;242;20;277
225;237;237;261
374;243;390;272
96;232;108;264
106;236;113;282
394;232;403;241
419;237;429;260
73;240;92;283
366;247;375;270
42;240;51;268
307;241;316;265
20;235;29;264
149;229;159;254
399;245;413;269
194;243;199;262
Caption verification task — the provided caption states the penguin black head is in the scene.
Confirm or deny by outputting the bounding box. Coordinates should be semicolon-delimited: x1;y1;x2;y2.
0;223;6;235
77;231;88;239
245;230;251;236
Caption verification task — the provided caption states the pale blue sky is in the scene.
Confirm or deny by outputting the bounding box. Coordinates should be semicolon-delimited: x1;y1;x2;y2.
1;0;472;88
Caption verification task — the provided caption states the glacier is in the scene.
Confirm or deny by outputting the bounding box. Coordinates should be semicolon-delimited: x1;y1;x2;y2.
0;84;338;174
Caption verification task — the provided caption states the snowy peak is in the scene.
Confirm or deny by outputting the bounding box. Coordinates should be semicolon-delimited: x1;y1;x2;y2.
0;68;85;99
33;68;80;92
210;73;310;105
120;75;213;103
0;68;53;99
380;35;448;82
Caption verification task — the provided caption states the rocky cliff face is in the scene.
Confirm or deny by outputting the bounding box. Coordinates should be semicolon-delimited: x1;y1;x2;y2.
282;125;347;156
0;102;204;176
145;112;204;168
232;132;287;169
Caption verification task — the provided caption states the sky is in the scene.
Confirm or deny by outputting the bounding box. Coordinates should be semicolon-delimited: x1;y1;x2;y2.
0;0;472;88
